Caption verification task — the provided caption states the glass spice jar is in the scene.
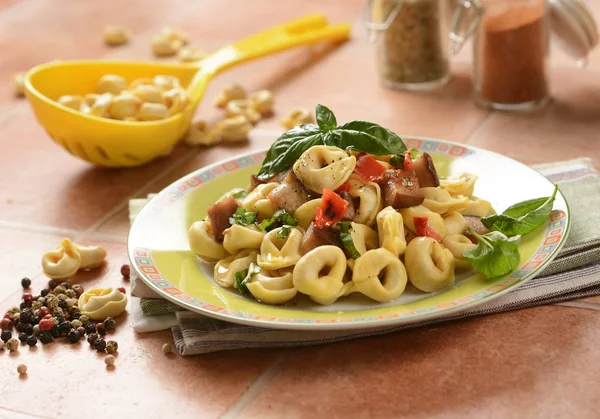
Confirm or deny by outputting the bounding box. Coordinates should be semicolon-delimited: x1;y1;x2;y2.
364;0;451;90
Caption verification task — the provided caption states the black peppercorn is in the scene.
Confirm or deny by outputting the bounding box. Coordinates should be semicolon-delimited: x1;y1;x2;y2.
58;299;68;310
23;324;33;335
26;335;37;347
32;316;40;325
66;329;81;343
95;324;106;336
60;281;71;290
48;279;58;289
39;331;53;344
18;332;28;343
77;326;86;336
19;302;28;310
58;321;72;336
21;277;31;289
87;332;99;345
40;288;50;297
69;310;81;320
94;338;106;352
19;309;33;324
51;327;61;338
85;323;96;335
15;322;25;333
1;330;12;342
103;317;116;330
55;314;65;324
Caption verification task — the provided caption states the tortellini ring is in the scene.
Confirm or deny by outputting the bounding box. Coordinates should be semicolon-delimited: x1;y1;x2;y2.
292;246;349;305
222;224;265;254
293;198;322;230
443;211;468;235
440;172;478;198
188;221;230;262
214;250;257;288
352;248;408;303
376;206;407;257
241;182;279;219
257;227;303;270
246;269;297;305
347;175;382;226
292;145;356;194
421;187;469;215
400;205;449;239
349;222;378;255
441;233;476;270
459;198;494;217
404;237;456;292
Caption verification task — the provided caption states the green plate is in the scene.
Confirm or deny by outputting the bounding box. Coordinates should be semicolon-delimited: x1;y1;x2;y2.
128;137;570;330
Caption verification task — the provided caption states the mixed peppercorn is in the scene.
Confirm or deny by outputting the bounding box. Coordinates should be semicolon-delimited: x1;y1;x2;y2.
1;278;120;357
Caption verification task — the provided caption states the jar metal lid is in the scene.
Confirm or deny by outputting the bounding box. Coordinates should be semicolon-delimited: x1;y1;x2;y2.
549;0;599;65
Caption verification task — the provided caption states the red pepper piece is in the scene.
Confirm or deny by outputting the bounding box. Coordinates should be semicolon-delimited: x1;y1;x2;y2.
413;216;442;242
315;188;349;229
335;183;351;193
354;153;387;182
402;151;414;171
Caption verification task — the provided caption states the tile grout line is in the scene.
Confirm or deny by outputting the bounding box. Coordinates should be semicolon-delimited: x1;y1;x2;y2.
0;406;52;419
219;352;292;419
463;109;495;145
0;220;80;238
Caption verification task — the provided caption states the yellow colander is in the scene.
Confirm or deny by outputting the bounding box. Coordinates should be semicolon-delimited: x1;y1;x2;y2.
24;14;350;168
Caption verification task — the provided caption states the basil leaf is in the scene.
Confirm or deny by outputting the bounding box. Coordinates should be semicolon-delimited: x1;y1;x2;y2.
389;154;403;168
316;104;337;132
338;221;361;259
463;229;521;278
482;185;558;237
333;121;407;155
232;189;248;199
409;148;420;159
234;263;262;296
229;208;257;226
276;225;292;240
258;209;299;231
256;125;323;181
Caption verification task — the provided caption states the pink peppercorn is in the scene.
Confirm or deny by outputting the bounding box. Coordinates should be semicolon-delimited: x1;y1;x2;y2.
38;307;50;317
22;294;33;304
43;314;52;320
39;318;53;332
0;318;12;330
118;287;126;294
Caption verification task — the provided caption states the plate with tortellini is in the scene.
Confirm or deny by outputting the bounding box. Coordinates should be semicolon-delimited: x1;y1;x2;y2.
128;105;570;330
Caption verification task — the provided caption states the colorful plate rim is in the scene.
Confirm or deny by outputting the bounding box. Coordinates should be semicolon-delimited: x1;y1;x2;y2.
128;137;571;330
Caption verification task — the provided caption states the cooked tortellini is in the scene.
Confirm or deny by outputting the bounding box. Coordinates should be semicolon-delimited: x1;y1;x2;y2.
246;269;297;304
440;172;477;198
443;211;468;235
352;248;407;302
459;198;493;217
293;198;322;230
376;206;407;257
257;227;303;270
223;224;265;254
404;237;455;292
441;234;476;270
400;205;448;239
347;175;382;226
241;183;279;219
350;222;378;255
292;145;356;194
188;221;230;262
214;250;257;288
293;246;351;305
421;187;469;215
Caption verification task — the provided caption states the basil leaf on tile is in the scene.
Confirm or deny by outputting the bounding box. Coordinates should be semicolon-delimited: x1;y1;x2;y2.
463;229;521;278
316;104;337;132
482;185;558;236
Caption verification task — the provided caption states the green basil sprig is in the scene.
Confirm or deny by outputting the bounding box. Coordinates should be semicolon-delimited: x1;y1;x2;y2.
234;263;262;296
256;104;407;180
389;148;420;168
229;208;257;226
337;221;361;259
232;189;248;199
258;209;299;232
481;185;558;237
463;228;521;278
276;225;292;240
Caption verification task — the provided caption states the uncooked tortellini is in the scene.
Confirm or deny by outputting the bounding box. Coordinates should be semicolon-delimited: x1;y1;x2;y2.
441;233;475;270
246;269;297;304
257;227;303;270
292;145;356;194
293;245;351;305
352;248;407;303
400;205;448;239
350;222;378;255
241;183;279;219
440;172;477;198
189;221;230;262
376;206;407;257
421;187;469;215
223;224;265;254
404;237;455;292
214;250;257;288
347;174;382;226
293;198;322;230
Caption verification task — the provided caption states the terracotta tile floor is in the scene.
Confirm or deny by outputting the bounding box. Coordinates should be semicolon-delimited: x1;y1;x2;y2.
1;1;599;418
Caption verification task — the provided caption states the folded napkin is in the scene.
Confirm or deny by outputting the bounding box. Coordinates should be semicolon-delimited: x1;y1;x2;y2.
131;158;600;355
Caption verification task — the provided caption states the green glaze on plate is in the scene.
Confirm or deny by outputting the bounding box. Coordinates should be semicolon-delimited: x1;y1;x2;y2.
128;137;570;330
